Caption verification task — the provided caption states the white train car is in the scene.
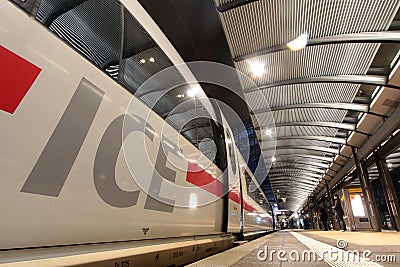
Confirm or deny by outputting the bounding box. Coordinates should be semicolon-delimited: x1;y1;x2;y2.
236;153;274;238
0;0;273;266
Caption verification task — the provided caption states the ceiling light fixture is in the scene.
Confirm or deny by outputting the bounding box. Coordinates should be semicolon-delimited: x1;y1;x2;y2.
140;59;146;64
272;156;276;162
287;33;308;51
249;62;265;77
149;57;155;62
265;128;273;136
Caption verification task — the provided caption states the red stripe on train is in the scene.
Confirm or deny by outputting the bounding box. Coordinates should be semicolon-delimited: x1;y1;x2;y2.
0;45;41;114
228;189;255;212
186;162;255;212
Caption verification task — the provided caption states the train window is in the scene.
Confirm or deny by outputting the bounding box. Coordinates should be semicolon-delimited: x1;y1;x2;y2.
120;9;173;93
119;8;174;93
181;116;216;162
119;47;173;92
35;0;175;86
36;0;123;73
162;91;218;163
244;170;268;209
134;72;222;166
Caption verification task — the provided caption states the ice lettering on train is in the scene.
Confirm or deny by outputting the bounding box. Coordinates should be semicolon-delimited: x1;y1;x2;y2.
21;78;179;212
95;113;178;211
144;139;178;212
21;78;104;196
93;114;150;208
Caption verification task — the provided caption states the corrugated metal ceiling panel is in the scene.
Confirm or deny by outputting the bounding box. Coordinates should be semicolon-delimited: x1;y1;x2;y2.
264;139;332;149
236;43;380;88
267;108;347;124
269;148;328;157
218;0;398;58
245;83;361;109
273;125;339;138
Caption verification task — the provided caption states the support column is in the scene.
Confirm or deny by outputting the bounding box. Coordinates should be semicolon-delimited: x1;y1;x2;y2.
352;147;381;231
312;198;317;230
307;198;312;229
325;180;332;206
375;152;400;231
325;180;337;230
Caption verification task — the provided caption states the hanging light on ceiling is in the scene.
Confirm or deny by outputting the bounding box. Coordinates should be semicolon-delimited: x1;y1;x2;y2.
249;61;265;77
287;33;308;51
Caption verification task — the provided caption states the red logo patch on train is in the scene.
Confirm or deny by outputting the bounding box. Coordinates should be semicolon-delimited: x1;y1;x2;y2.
0;45;41;114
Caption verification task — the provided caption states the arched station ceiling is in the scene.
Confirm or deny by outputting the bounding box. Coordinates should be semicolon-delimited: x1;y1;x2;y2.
213;0;400;210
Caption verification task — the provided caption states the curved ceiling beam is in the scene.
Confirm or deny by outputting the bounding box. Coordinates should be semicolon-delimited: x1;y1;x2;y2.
271;173;320;181
272;154;343;169
272;147;350;161
276;191;311;197
268;177;321;185
271;180;317;187
273;192;311;199
263;135;347;145
272;154;343;168
269;169;325;178
269;165;326;174
271;180;317;191
274;193;310;201
271;162;328;173
269;175;319;183
243;75;400;93
259;121;356;131
272;184;315;192
264;145;339;154
273;189;313;196
271;180;317;190
272;160;330;169
274;189;306;197
268;172;322;180
270;153;335;163
269;179;320;187
262;139;335;150
274;181;325;190
234;31;400;61
255;102;369;113
254;103;385;118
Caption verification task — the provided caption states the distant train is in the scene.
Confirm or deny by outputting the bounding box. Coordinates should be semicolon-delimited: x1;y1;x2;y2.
0;0;273;265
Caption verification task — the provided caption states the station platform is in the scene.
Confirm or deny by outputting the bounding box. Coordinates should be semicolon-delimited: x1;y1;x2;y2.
188;230;400;267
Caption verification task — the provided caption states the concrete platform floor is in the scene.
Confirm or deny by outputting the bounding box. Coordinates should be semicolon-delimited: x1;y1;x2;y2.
188;230;400;267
